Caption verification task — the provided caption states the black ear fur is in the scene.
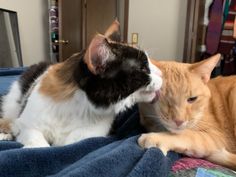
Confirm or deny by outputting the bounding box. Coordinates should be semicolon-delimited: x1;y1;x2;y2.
104;20;121;42
107;31;121;42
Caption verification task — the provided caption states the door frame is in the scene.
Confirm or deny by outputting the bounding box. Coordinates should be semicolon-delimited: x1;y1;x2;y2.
123;0;129;43
183;0;205;63
81;0;129;48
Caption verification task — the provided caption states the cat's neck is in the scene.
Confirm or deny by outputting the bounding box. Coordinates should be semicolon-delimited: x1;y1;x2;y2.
196;77;232;131
39;52;89;101
207;78;232;121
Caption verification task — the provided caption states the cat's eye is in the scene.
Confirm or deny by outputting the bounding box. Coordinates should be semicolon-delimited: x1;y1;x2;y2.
187;96;198;103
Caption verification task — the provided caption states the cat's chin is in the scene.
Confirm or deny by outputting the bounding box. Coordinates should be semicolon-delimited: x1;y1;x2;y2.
165;126;186;134
150;90;160;104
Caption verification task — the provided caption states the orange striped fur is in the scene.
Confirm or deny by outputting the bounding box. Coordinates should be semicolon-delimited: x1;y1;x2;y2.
139;54;236;169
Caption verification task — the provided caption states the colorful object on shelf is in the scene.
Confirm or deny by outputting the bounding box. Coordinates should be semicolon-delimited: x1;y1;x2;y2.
204;0;236;76
49;0;59;62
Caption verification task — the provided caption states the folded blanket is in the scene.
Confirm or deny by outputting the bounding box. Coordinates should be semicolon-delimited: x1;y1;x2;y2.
0;106;180;177
0;67;26;95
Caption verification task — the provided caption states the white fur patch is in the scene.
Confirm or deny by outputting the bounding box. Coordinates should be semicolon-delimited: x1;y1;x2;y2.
12;79;115;147
2;81;22;119
147;59;162;92
0;133;13;141
98;44;115;65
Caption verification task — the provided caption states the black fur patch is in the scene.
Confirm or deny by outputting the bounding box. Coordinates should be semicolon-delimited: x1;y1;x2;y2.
108;31;121;42
73;43;151;107
19;62;51;95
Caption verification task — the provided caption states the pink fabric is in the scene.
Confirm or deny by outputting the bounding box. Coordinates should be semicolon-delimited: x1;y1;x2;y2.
171;157;220;172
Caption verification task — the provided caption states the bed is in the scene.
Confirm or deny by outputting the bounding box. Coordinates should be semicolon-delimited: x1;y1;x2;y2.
0;68;235;177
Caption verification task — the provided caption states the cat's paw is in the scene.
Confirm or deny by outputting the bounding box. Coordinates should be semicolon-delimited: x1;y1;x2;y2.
138;133;170;156
22;139;50;148
23;143;50;148
134;90;157;103
0;133;13;141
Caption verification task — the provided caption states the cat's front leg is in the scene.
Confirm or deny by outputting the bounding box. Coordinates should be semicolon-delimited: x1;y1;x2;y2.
64;129;100;145
0;119;14;141
138;130;220;158
16;128;50;148
138;132;174;156
0;133;13;141
138;131;236;169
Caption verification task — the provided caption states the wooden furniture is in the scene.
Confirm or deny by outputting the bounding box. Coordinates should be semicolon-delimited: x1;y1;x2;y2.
183;0;206;63
49;0;129;62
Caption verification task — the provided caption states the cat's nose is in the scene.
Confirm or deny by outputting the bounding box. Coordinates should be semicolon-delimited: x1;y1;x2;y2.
174;120;184;127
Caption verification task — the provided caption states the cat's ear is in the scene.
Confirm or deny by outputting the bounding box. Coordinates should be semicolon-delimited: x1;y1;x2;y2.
84;34;113;75
190;54;221;83
104;20;121;42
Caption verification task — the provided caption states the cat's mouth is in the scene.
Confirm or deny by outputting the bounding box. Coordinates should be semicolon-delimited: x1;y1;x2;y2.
150;90;160;104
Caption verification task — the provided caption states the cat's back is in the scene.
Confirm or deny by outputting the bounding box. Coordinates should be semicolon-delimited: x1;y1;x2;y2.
19;62;51;94
1;62;51;119
207;75;236;131
208;75;236;93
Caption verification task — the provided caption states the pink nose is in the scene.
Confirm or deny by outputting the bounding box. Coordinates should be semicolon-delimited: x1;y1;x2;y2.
174;120;184;127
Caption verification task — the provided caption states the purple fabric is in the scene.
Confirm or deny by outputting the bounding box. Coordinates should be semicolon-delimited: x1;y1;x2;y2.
171;157;236;177
206;0;224;54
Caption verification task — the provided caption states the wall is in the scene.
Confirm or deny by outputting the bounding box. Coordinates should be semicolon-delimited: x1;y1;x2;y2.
1;0;50;66
128;0;187;61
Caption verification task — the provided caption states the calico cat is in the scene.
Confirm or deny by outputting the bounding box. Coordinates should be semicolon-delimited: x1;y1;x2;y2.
0;21;162;147
139;54;236;170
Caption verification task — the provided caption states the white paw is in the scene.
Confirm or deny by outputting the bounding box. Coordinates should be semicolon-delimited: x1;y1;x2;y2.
0;133;13;141
142;91;156;102
23;143;50;148
21;138;51;148
134;90;156;103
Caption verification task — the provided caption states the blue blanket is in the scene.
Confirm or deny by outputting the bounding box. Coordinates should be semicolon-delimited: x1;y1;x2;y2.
0;67;26;94
0;106;180;177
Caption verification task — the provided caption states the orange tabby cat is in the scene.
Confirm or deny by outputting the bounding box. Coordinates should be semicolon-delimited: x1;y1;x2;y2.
138;54;236;170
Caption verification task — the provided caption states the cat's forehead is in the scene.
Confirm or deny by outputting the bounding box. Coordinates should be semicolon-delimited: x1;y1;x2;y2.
160;62;192;95
109;42;147;61
161;62;189;78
